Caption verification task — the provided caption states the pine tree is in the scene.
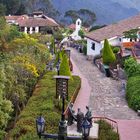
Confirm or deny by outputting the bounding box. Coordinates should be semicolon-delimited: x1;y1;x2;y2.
59;54;71;77
50;36;55;54
102;39;116;65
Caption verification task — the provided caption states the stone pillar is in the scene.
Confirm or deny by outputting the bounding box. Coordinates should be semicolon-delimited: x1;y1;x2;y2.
24;27;27;33
35;26;39;33
30;27;33;34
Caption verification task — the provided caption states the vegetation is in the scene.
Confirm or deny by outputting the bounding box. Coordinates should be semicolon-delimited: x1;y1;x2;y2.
123;28;139;41
0;0;59;17
111;46;120;54
102;39;116;65
124;57;140;77
83;45;87;55
59;54;71;77
0;17;51;138
65;9;96;27
78;29;85;38
10;71;81;139
97;120;119;140
126;75;140;111
50;36;55;54
124;57;140;111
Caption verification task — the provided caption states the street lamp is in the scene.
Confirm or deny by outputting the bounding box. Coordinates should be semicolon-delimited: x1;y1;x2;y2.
82;118;91;140
36;115;45;138
35;76;91;140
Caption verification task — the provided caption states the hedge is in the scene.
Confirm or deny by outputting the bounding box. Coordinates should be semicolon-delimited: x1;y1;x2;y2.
9;71;81;139
126;75;140;111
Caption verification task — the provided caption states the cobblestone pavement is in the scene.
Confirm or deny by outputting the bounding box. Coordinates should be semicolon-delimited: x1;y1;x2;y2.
70;47;140;120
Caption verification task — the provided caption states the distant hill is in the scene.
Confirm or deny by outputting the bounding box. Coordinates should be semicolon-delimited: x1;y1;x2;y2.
0;0;139;26
52;0;139;25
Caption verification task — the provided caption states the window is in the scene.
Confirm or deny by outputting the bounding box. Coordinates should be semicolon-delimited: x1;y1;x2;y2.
91;43;95;50
119;38;122;42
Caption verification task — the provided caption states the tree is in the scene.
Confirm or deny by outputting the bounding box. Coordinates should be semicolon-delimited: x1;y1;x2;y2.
0;4;6;16
59;54;71;77
50;36;55;54
1;0;21;15
123;28;139;41
54;51;63;67
0;65;13;139
102;39;116;65
78;29;85;38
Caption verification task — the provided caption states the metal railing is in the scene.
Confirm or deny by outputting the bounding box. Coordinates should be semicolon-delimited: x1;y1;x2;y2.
93;116;119;133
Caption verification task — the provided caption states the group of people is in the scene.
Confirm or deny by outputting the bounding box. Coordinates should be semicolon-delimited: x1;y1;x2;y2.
67;103;92;133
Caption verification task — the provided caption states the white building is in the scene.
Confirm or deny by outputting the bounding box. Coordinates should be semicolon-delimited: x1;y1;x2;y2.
70;19;82;40
85;13;140;57
5;11;59;34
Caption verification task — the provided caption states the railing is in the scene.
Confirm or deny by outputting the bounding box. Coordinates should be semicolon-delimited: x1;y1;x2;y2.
93;116;119;134
41;133;82;140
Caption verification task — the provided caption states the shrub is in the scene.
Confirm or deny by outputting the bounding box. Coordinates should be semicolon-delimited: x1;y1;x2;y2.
50;36;55;54
10;72;81;139
83;46;87;55
53;51;63;67
97;120;119;140
102;39;116;65
126;75;140;110
112;47;120;54
124;57;140;77
59;54;71;77
78;29;85;38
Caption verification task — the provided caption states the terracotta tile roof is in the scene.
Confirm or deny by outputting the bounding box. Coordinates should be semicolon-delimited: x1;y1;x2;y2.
85;13;140;42
68;24;76;30
5;15;59;27
19;17;58;27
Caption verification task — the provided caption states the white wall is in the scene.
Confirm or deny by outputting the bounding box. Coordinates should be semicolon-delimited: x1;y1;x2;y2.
101;36;121;46
86;36;122;56
86;38;102;56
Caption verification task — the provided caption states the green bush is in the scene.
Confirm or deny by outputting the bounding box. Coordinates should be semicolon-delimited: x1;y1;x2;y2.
53;51;63;67
112;47;120;54
83;46;87;55
78;29;85;38
102;39;116;65
124;57;140;77
126;75;140;110
59;54;71;77
97;120;119;140
10;72;81;139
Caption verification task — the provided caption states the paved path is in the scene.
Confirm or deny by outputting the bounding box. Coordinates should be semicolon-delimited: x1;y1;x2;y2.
70;47;140;140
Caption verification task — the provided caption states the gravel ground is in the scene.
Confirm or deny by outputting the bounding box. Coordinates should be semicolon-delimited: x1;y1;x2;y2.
70;47;140;120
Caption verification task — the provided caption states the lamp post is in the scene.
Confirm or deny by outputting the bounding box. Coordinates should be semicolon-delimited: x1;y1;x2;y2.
36;76;91;140
54;76;70;140
36;115;45;138
56;62;60;75
36;116;91;140
82;118;91;140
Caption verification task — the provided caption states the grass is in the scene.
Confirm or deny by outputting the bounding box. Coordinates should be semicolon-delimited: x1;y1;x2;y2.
97;120;119;140
10;71;81;139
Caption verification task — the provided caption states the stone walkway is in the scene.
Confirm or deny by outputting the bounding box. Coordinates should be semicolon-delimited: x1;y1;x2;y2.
70;47;140;140
70;47;139;119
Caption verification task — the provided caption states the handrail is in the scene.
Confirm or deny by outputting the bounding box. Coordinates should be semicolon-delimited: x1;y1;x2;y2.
93;116;119;133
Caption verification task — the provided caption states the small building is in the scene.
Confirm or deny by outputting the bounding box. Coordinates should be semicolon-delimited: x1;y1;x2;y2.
5;11;59;34
85;13;140;57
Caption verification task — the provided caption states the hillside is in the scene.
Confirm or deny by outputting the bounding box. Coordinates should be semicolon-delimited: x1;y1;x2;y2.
52;0;139;25
0;0;139;25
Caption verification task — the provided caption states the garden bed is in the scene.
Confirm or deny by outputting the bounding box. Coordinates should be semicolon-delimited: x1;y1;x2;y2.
9;71;81;139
